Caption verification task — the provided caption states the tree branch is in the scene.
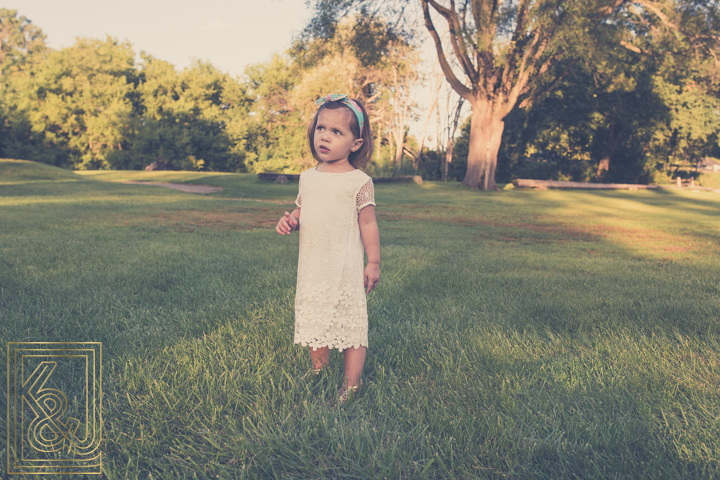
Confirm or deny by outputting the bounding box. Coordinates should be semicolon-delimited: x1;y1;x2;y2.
512;29;544;95
501;0;533;92
620;40;642;54
427;0;478;84
421;0;473;100
633;0;679;31
469;0;500;82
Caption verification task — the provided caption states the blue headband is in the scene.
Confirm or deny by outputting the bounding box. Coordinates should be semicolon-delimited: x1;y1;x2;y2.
315;94;364;135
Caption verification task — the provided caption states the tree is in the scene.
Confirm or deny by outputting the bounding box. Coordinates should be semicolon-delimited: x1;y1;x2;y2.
495;66;663;184
0;9;48;158
1;10;257;172
494;0;720;184
306;0;720;189
649;76;720;171
109;55;253;171
242;53;309;173
388;42;419;170
242;13;421;175
639;1;720;174
0;8;47;77
2;36;137;168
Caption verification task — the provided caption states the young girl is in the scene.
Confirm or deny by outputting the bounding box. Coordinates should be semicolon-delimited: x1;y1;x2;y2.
275;94;380;405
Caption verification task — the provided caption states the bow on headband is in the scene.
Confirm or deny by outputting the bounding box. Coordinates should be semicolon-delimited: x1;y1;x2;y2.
315;94;364;135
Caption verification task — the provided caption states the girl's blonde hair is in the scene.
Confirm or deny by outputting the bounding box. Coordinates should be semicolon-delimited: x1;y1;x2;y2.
307;98;374;169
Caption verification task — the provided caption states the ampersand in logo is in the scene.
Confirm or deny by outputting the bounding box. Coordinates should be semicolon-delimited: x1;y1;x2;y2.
23;361;82;453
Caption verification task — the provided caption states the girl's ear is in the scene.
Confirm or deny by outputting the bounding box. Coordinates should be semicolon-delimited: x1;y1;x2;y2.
350;138;364;152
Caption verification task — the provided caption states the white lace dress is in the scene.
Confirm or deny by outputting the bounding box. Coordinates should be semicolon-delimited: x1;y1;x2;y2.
293;166;376;351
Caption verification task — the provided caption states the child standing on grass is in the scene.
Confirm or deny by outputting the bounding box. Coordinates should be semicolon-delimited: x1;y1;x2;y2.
276;94;380;405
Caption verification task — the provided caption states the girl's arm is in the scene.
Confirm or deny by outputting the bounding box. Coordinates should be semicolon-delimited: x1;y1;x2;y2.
276;208;301;235
359;205;380;293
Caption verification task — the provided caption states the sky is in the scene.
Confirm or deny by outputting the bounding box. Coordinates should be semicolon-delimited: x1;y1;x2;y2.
5;0;466;147
6;0;313;78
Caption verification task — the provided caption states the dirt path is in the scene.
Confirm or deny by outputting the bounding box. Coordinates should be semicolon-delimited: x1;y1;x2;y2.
123;181;223;194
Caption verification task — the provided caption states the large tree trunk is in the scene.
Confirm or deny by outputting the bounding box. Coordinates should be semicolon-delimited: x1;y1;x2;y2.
596;123;621;179
394;133;404;170
444;139;453;181
596;155;611;178
462;100;505;191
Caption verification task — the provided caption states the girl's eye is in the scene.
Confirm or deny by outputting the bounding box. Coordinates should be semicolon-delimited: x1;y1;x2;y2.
334;130;341;135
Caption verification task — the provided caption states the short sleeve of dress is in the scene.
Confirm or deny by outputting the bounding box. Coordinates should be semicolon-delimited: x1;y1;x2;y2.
356;178;375;213
295;175;302;207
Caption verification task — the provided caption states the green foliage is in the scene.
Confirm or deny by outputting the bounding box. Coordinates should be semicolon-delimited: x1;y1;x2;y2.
433;122;470;182
0;9;48;159
242;54;310;174
108;56;253;171
0;17;255;172
0;8;422;177
648;76;720;167
0;8;47;76
492;63;662;183
3;36;138;169
696;170;720;189
468;14;720;185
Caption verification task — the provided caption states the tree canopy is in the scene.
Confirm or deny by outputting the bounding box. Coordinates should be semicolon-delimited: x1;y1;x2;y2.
305;0;720;188
0;5;717;184
0;8;46;76
0;8;422;174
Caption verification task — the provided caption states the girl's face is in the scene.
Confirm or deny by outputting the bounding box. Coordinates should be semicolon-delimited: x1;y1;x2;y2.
313;108;363;164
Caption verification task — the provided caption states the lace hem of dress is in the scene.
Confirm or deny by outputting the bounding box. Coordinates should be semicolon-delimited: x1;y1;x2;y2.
294;282;368;351
294;338;369;351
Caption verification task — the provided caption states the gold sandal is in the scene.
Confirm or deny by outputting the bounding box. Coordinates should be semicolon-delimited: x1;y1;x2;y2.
336;380;363;405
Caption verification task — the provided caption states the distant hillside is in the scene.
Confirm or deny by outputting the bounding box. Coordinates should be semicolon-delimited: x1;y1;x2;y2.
0;159;83;185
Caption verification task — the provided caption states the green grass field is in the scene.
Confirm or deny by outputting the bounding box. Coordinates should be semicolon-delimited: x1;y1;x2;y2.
2;158;719;479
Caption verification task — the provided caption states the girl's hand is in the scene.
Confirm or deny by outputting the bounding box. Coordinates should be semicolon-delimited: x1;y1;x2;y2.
364;263;380;294
276;212;298;235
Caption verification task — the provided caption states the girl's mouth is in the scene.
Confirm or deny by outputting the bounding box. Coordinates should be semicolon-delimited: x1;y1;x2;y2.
319;146;329;153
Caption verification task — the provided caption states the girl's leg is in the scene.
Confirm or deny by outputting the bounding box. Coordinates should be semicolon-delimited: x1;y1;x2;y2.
310;346;330;370
342;346;366;388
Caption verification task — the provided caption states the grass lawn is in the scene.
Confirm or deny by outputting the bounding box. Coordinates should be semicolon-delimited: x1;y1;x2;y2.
1;158;719;479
